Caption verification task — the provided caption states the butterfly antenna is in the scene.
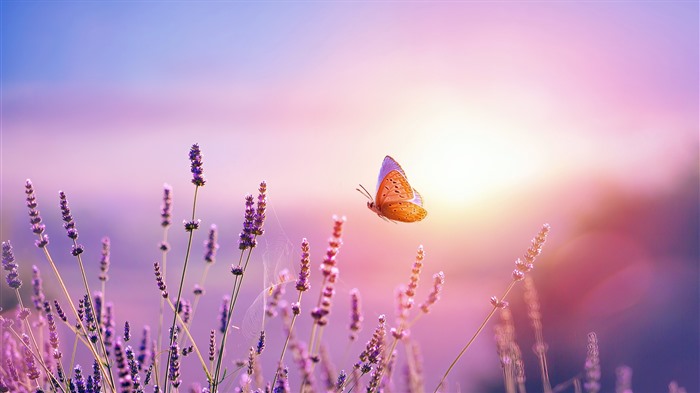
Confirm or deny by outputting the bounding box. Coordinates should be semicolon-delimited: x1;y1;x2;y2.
356;184;373;201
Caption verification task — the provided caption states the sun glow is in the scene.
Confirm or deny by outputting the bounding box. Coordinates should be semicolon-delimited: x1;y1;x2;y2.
405;105;547;209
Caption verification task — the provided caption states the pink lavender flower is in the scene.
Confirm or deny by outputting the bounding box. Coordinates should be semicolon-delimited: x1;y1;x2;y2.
204;224;219;263
161;183;173;227
349;288;363;341
22;334;40;381
239;194;257;250
320;216;346;277
584;332;601;393
99;237;111;282
2;241;21;289
253;181;267;236
419;271;445;314
405;245;425;301
189;143;206;187
25;179;49;248
360;314;387;366
311;267;339;326
512;224;550;281
295;238;311;292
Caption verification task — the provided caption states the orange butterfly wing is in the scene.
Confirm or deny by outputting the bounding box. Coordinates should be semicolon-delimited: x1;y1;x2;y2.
376;170;427;223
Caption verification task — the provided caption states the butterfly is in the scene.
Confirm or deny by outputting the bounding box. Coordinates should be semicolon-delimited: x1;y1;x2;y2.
357;155;427;223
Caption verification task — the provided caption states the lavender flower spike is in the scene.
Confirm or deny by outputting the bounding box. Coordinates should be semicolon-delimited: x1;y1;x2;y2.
189;143;206;187
59;191;84;255
253;181;267;236
161;183;173;227
238;194;256;250
25;179;49;248
204;224;219;263
2;241;21;289
31;265;45;310
99;237;111;282
295;238;311;292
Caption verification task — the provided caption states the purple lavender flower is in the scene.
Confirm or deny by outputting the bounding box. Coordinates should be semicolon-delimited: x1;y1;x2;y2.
74;365;86;393
253;181;267;236
189;143;206;187
419;271;445;314
54;300;67;322
92;360;102;393
584;332;601;393
238;194;256;250
137;326;151;370
31;265;44;310
25;180;49;248
218;295;230;334
256;330;265;355
114;338;133;391
349;288;363;341
168;341;182;388
204;224;219;263
153;262;168;298
2;241;21;289
295;238;310;292
124;321;131;342
184;219;201;232
275;367;290;393
161;184;173;227
125;345;141;391
208;330;216;362
99;237;111;282
22;334;40;380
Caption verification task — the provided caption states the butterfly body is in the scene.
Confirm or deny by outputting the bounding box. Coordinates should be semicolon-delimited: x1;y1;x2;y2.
359;156;427;223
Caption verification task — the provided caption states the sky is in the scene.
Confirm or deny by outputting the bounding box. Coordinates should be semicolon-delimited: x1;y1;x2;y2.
1;2;698;392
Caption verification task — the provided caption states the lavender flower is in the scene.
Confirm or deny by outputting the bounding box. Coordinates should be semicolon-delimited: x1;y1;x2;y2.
22;334;40;381
512;224;550;281
219;295;230;334
31;265;45;310
168;341;182;388
256;331;266;355
137;326;151;370
161;184;173;227
275;367;290;393
584;332;601;393
189;143;206;187
296;238;311;292
405;245;425;302
153;262;168;298
359;314;386;366
43;302;60;355
124;321;131;342
115;338;133;391
208;330;216;362
125;346;141;391
311;267;339;326
2;241;21;289
253;181;267;236
184;219;201;232
320;215;346;277
99;237;111;282
74;365;86;393
349;288;363;341
204;224;219;263
419;271;445;314
238;194;256;250
92;360;102;393
54;300;67;322
25;179;49;248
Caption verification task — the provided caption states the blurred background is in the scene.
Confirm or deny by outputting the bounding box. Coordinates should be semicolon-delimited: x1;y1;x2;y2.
1;2;697;392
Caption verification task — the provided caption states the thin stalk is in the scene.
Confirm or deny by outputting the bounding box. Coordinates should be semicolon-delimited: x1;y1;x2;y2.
5;322;65;393
163;185;200;391
154;224;171;386
270;291;303;389
434;280;517;393
75;249;115;391
38;245;115;392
